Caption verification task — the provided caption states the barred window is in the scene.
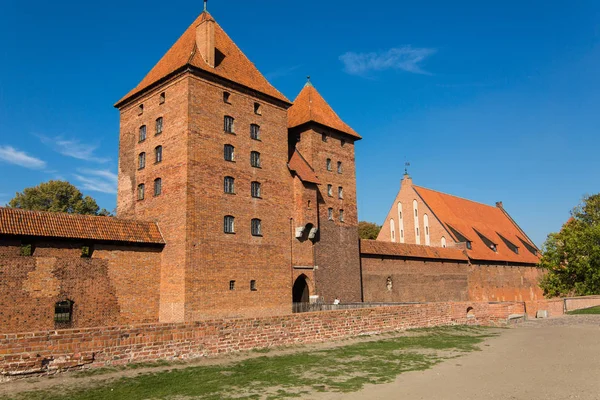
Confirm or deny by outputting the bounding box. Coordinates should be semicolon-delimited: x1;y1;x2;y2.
251;218;262;236
139;125;147;142
155;146;163;163
326;158;332;171
138;152;146;169
251;181;261;198
340;209;345;222
328;208;333;221
250;124;260;140
327;184;332;197
224;215;235;233
224;116;234;133
250;151;261;168
154;178;162;196
224;176;235;194
224;144;235;161
338;186;343;199
138;183;145;200
54;300;74;324
250;280;257;291
159;92;165;104
155;117;163;135
337;161;342;174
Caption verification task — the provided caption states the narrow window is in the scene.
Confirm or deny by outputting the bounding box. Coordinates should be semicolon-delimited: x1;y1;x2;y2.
337;161;342;174
397;202;405;243
307;200;311;208
224;176;235;194
401;229;404;238
339;209;344;222
250;151;261;168
224;116;234;133
159;92;165;104
326;158;332;171
341;139;346;147
138;104;144;115
250;280;257;291
413;199;420;245
327;184;332;197
328;208;333;221
229;280;235;290
155;117;163;135
390;218;396;242
250;124;260;140
338;186;343;199
251;181;261;198
138;183;145;200
322;133;328;142
139;125;147;142
224;215;235;234
424;214;430;245
224;144;235;161
223;92;231;103
254;102;261;115
154;178;162;196
466;241;472;250
54;300;74;324
441;236;447;248
251;218;262;236
155;146;163;163
138;152;146;169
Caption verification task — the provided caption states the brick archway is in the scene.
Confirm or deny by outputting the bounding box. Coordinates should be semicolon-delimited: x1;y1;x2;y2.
292;275;310;303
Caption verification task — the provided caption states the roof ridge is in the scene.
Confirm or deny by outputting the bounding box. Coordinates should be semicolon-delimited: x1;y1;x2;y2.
0;207;152;224
413;185;499;210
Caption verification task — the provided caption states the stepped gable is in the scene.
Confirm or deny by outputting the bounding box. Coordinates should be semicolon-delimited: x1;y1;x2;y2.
288;150;320;184
361;239;468;261
0;207;164;244
288;82;361;139
414;186;540;264
116;12;289;106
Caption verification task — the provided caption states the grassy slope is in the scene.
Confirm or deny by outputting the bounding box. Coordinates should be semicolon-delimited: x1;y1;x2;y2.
567;305;600;315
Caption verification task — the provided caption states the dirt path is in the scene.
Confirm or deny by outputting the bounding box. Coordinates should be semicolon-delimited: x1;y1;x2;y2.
316;315;600;400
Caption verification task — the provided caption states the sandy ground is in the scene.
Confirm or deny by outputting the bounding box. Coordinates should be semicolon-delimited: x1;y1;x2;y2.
316;315;600;400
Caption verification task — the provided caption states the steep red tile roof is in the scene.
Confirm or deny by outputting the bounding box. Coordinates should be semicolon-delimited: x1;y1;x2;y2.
288;83;361;139
413;186;540;264
361;240;468;261
116;12;289;106
288;150;320;184
0;208;164;244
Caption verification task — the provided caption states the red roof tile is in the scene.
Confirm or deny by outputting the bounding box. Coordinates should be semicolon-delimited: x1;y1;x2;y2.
361;240;468;261
0;208;164;244
288;83;361;139
116;12;289;106
413;186;540;264
288;150;320;184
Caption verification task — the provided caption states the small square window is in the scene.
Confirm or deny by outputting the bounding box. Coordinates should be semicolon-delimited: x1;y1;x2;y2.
229;280;236;290
54;300;74;324
138;104;144;115
159;92;165;104
20;242;34;256
254;102;261;115
81;245;93;258
250;280;257;291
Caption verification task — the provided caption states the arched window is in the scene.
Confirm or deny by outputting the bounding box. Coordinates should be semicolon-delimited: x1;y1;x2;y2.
328;208;333;220
139;125;147;142
155;146;162;163
326;158;332;171
251;218;262;236
339;209;344;222
138;152;146;169
413;200;420;244
337;161;342;174
251;181;261;198
390;218;396;242
224;144;234;161
224;116;234;133
224;215;235;233
155;117;163;135
424;214;430;245
441;236;447;248
224;176;235;194
397;202;405;243
250;151;261;167
250;124;260;140
137;183;145;200
154;178;162;196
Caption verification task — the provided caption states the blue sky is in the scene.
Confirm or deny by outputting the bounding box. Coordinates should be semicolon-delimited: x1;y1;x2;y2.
1;0;599;246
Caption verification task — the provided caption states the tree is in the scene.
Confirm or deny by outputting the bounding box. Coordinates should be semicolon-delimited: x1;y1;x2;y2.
8;180;112;216
539;193;600;297
358;221;382;240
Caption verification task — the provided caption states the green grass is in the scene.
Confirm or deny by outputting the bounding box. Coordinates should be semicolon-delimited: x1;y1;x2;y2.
567;305;600;314
1;326;496;400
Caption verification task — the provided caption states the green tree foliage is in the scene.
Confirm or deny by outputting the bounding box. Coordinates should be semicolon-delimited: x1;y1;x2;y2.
539;193;600;297
358;221;382;240
8;180;112;216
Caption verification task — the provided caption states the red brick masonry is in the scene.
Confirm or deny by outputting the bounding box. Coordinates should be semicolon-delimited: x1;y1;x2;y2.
1;301;523;380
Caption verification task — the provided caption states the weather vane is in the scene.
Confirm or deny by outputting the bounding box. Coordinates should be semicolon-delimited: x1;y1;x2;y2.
204;0;208;12
404;161;410;175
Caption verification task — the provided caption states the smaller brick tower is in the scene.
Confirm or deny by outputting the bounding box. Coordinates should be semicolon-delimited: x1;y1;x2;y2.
288;80;363;302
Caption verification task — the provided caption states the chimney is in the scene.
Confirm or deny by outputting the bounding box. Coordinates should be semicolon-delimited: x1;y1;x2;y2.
196;14;215;68
495;201;503;209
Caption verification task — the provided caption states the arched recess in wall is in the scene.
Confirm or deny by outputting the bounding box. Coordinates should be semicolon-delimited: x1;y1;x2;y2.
413;200;420;245
292;275;310;303
397;202;405;243
424;214;430;245
441;236;447;248
390;218;396;242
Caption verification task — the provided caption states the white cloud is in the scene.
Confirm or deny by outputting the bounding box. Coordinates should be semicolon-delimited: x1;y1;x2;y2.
74;168;118;194
339;46;436;76
0;146;46;169
38;135;109;163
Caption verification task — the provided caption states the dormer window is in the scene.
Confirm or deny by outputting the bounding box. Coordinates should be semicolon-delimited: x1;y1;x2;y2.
223;92;231;103
466;241;472;250
254;102;261;115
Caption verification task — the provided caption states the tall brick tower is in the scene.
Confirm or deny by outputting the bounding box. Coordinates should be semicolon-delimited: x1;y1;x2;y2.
288;81;363;302
114;11;294;322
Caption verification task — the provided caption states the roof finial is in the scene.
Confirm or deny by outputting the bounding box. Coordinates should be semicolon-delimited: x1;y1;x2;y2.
204;0;208;12
404;161;411;176
305;75;313;87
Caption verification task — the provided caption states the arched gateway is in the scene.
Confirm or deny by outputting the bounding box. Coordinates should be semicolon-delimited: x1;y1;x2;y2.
292;275;310;303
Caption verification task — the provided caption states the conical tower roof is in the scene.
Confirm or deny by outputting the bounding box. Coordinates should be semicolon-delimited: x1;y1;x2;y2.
288;82;361;139
116;12;289;107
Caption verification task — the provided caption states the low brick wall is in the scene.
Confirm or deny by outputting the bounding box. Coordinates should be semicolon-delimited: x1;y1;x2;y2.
0;301;523;380
526;295;600;317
